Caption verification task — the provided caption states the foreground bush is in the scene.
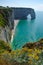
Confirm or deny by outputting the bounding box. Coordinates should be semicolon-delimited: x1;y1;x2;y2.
0;48;43;65
0;40;11;53
0;39;43;65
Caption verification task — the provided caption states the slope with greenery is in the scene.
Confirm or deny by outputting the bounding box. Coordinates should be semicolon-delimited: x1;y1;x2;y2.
0;6;12;42
0;39;43;65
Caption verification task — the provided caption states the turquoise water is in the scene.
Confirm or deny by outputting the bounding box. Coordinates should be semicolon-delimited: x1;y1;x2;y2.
11;11;43;50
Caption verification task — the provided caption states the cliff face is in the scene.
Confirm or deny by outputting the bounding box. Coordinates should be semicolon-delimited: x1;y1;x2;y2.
0;7;12;42
12;8;36;20
0;7;36;42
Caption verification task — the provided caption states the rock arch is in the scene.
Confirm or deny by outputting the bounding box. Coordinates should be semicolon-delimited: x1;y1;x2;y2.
12;8;36;20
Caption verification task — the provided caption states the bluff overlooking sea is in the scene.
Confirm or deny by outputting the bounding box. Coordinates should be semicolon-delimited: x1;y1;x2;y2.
0;7;43;65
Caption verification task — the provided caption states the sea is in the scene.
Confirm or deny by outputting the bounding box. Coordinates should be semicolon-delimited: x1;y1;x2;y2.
11;11;43;50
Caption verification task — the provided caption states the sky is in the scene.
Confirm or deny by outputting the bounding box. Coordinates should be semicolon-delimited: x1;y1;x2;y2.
0;0;43;11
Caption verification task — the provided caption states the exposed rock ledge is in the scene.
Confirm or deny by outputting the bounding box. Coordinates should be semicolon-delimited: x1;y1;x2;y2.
23;39;43;49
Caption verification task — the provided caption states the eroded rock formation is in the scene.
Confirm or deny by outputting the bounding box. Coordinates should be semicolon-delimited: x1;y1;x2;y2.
12;7;36;20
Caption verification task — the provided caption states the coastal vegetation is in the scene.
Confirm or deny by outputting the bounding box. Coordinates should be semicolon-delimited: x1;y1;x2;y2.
0;6;12;27
0;6;12;42
0;39;43;65
0;40;11;53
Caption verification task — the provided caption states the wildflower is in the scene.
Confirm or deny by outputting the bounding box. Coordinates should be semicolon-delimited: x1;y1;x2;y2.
28;54;33;57
35;49;41;54
34;55;39;60
28;49;33;52
22;47;28;52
